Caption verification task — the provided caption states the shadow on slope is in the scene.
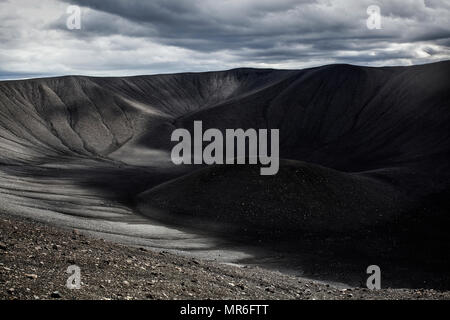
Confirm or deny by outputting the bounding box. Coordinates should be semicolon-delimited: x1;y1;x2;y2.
136;160;450;289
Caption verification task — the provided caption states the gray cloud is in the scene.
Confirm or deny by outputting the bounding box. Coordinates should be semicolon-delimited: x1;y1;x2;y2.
0;0;449;79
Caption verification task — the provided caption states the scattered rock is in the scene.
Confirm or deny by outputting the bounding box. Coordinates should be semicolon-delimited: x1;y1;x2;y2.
1;215;449;300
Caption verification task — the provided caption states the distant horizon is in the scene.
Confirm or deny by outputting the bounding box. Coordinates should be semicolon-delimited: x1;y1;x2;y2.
1;58;449;82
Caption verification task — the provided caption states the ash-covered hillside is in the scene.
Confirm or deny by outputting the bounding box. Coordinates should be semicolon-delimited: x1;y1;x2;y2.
1;61;449;288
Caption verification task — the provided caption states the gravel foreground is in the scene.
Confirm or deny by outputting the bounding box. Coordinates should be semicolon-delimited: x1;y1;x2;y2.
0;214;449;300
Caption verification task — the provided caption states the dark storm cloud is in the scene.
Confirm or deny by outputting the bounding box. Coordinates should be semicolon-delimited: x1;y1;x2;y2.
61;0;348;50
58;0;450;64
0;0;449;79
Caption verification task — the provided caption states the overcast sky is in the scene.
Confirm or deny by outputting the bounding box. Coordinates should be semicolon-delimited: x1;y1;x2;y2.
1;0;449;79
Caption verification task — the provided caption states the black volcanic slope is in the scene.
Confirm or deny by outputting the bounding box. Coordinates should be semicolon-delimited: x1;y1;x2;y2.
1;62;450;287
136;62;450;234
